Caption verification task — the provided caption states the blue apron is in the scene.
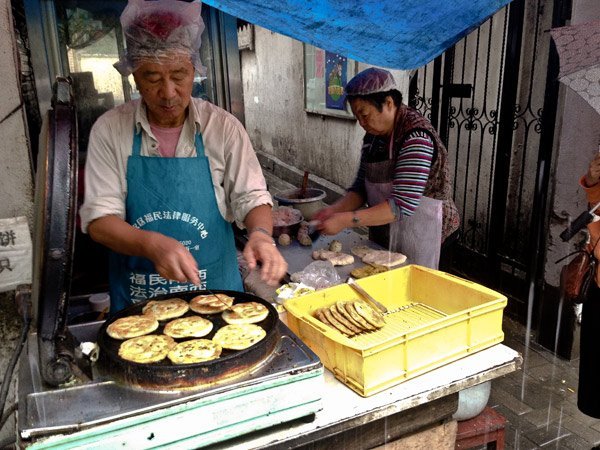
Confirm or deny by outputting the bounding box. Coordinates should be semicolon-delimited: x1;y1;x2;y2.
108;126;243;312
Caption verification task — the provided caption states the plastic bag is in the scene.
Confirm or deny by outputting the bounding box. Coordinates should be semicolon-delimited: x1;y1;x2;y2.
275;282;315;304
290;260;341;289
114;0;205;76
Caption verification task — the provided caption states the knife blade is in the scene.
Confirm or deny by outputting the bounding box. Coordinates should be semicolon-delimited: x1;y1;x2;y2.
204;288;235;312
346;277;388;314
307;220;321;241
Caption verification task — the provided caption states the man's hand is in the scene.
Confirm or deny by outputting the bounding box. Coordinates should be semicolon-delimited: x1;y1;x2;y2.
144;232;201;285
88;216;200;286
243;232;288;285
585;152;600;187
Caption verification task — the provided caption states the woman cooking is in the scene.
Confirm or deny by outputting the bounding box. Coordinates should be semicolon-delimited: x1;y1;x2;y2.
313;68;459;268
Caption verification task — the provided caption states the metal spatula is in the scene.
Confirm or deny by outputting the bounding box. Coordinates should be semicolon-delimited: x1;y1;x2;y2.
346;277;388;314
205;288;235;312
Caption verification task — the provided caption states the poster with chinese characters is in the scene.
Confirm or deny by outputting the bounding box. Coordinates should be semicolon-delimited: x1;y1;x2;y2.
128;270;207;303
0;216;32;293
126;208;210;302
325;51;348;110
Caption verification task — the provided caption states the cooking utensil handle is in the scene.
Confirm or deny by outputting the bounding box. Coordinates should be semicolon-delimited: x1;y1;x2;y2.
300;171;309;198
346;277;388;313
560;210;594;242
205;288;235;312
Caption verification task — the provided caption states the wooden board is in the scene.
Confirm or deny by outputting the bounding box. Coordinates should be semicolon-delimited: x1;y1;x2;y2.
372;420;457;450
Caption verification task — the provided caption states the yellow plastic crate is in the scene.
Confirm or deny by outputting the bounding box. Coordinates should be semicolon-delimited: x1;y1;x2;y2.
284;265;507;397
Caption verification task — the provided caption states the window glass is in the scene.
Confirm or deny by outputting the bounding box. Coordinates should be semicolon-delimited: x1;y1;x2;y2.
304;43;357;119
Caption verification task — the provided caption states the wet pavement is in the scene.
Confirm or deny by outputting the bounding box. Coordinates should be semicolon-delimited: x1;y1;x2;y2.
491;317;600;449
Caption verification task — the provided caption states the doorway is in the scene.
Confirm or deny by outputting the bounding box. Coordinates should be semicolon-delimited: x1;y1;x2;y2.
409;0;565;322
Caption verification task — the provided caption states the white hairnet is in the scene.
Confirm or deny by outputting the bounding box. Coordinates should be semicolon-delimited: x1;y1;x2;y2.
345;68;398;96
114;0;206;76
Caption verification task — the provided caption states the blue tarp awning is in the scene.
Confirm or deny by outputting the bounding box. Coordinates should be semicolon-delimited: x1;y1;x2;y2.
203;0;513;69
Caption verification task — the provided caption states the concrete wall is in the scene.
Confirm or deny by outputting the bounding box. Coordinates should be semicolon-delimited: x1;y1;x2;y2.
0;0;33;221
0;0;33;444
240;26;410;191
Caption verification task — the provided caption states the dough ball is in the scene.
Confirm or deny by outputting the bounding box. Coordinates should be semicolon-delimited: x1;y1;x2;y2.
298;234;313;246
329;240;342;252
278;233;291;246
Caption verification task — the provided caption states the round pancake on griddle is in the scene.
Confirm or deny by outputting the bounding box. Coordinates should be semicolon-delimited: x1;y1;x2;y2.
142;298;189;321
163;315;213;339
222;301;268;324
118;334;176;363
212;324;266;350
167;339;222;364
106;315;159;340
190;293;235;314
350;245;373;259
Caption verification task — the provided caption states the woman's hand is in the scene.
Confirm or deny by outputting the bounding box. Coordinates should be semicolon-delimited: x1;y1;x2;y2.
318;212;351;236
312;206;337;223
585;152;600;187
243;232;288;285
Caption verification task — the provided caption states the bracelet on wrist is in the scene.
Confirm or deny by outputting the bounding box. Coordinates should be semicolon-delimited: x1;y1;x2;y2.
351;211;360;225
247;226;275;244
248;226;272;237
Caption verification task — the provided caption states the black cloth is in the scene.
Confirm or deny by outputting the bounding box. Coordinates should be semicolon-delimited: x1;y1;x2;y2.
578;283;600;418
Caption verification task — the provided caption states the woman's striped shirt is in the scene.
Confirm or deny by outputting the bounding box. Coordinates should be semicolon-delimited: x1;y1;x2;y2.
349;129;435;218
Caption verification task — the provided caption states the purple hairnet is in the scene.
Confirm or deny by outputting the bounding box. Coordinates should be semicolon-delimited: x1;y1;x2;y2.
114;0;206;76
345;68;398;96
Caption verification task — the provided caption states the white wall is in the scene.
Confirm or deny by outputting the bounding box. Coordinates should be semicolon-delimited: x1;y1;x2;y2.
545;0;600;285
240;26;410;190
0;0;33;443
0;0;33;221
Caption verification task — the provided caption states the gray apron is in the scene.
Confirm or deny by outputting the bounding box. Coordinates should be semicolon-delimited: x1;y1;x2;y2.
364;139;443;269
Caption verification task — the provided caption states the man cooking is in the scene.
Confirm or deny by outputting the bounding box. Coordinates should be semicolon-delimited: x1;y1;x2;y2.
79;0;286;312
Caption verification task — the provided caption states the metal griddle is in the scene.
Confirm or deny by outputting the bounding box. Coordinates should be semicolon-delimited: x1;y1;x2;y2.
18;320;322;447
97;291;280;390
17;78;324;449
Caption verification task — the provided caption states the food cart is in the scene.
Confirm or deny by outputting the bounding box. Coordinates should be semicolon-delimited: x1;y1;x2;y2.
11;78;523;450
8;0;525;445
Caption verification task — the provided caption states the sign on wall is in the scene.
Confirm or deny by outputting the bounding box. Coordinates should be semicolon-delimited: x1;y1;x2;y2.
325;51;348;110
304;44;356;118
0;216;32;293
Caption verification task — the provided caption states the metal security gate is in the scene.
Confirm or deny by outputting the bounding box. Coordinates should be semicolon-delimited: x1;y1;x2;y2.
409;0;566;319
